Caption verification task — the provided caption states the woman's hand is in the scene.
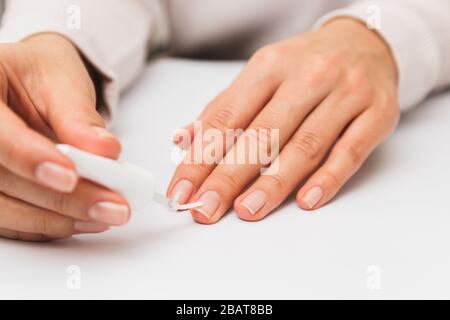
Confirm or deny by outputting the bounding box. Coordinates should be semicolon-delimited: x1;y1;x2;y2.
168;18;400;223
0;33;130;241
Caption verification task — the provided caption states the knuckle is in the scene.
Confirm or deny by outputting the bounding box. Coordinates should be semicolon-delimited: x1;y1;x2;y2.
193;162;213;175
206;108;236;131
290;131;322;160
340;142;365;167
306;53;344;86
321;170;341;190
33;213;70;236
252;120;275;134
252;44;285;67
176;162;213;182
264;173;288;191
345;69;367;89
184;161;213;176
342;71;374;103
33;214;51;235
309;53;337;75
48;192;71;215
212;168;242;191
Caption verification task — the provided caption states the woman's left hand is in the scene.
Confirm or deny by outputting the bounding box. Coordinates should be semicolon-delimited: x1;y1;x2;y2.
167;18;400;223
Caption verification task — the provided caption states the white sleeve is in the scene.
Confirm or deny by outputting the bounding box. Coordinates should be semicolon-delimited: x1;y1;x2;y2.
0;0;169;121
315;0;450;111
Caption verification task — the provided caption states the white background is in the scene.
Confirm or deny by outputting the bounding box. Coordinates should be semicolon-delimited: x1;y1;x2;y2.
1;59;450;299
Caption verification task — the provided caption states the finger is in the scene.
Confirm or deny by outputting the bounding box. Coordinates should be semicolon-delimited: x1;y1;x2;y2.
172;46;296;150
167;55;283;204
296;104;399;210
0;228;67;242
0;166;130;226
0;193;109;236
187;78;333;224
44;72;121;159
0;101;78;193
234;88;368;221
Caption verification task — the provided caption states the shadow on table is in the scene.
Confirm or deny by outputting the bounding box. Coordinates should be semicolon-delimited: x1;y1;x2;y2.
1;219;196;256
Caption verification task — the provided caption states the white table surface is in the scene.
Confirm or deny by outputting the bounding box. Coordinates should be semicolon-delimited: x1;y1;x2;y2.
1;58;450;300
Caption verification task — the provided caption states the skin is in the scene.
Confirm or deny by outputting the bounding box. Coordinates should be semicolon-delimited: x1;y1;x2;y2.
0;17;399;241
0;33;129;242
168;18;400;224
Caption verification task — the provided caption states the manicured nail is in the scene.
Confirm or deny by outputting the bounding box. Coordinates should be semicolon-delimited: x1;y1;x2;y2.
171;179;194;204
74;221;109;233
92;126;116;139
193;191;221;219
241;190;267;215
35;162;78;193
303;186;324;209
88;202;130;226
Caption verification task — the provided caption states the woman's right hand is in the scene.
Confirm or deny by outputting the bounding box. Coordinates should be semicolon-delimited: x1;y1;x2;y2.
0;33;130;241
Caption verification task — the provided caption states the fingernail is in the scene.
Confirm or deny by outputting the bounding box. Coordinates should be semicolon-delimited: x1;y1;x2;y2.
92;126;116;139
171;179;194;204
303;186;323;209
74;221;109;233
88;202;130;226
35;162;78;193
192;191;221;219
241;190;267;215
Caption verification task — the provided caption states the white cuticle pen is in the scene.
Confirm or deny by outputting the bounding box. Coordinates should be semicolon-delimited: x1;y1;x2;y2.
56;144;203;212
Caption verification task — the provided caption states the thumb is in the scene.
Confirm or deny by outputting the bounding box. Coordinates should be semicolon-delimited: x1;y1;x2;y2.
45;76;121;159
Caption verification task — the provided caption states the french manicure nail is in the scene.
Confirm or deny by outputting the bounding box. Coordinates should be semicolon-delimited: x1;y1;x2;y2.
171;179;194;204
74;221;109;233
303;186;323;209
88;202;130;226
92;126;116;139
193;191;221;219
241;190;267;215
35;162;78;193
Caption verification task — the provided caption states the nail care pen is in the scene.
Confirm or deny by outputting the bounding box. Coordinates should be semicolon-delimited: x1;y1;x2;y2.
56;144;203;212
